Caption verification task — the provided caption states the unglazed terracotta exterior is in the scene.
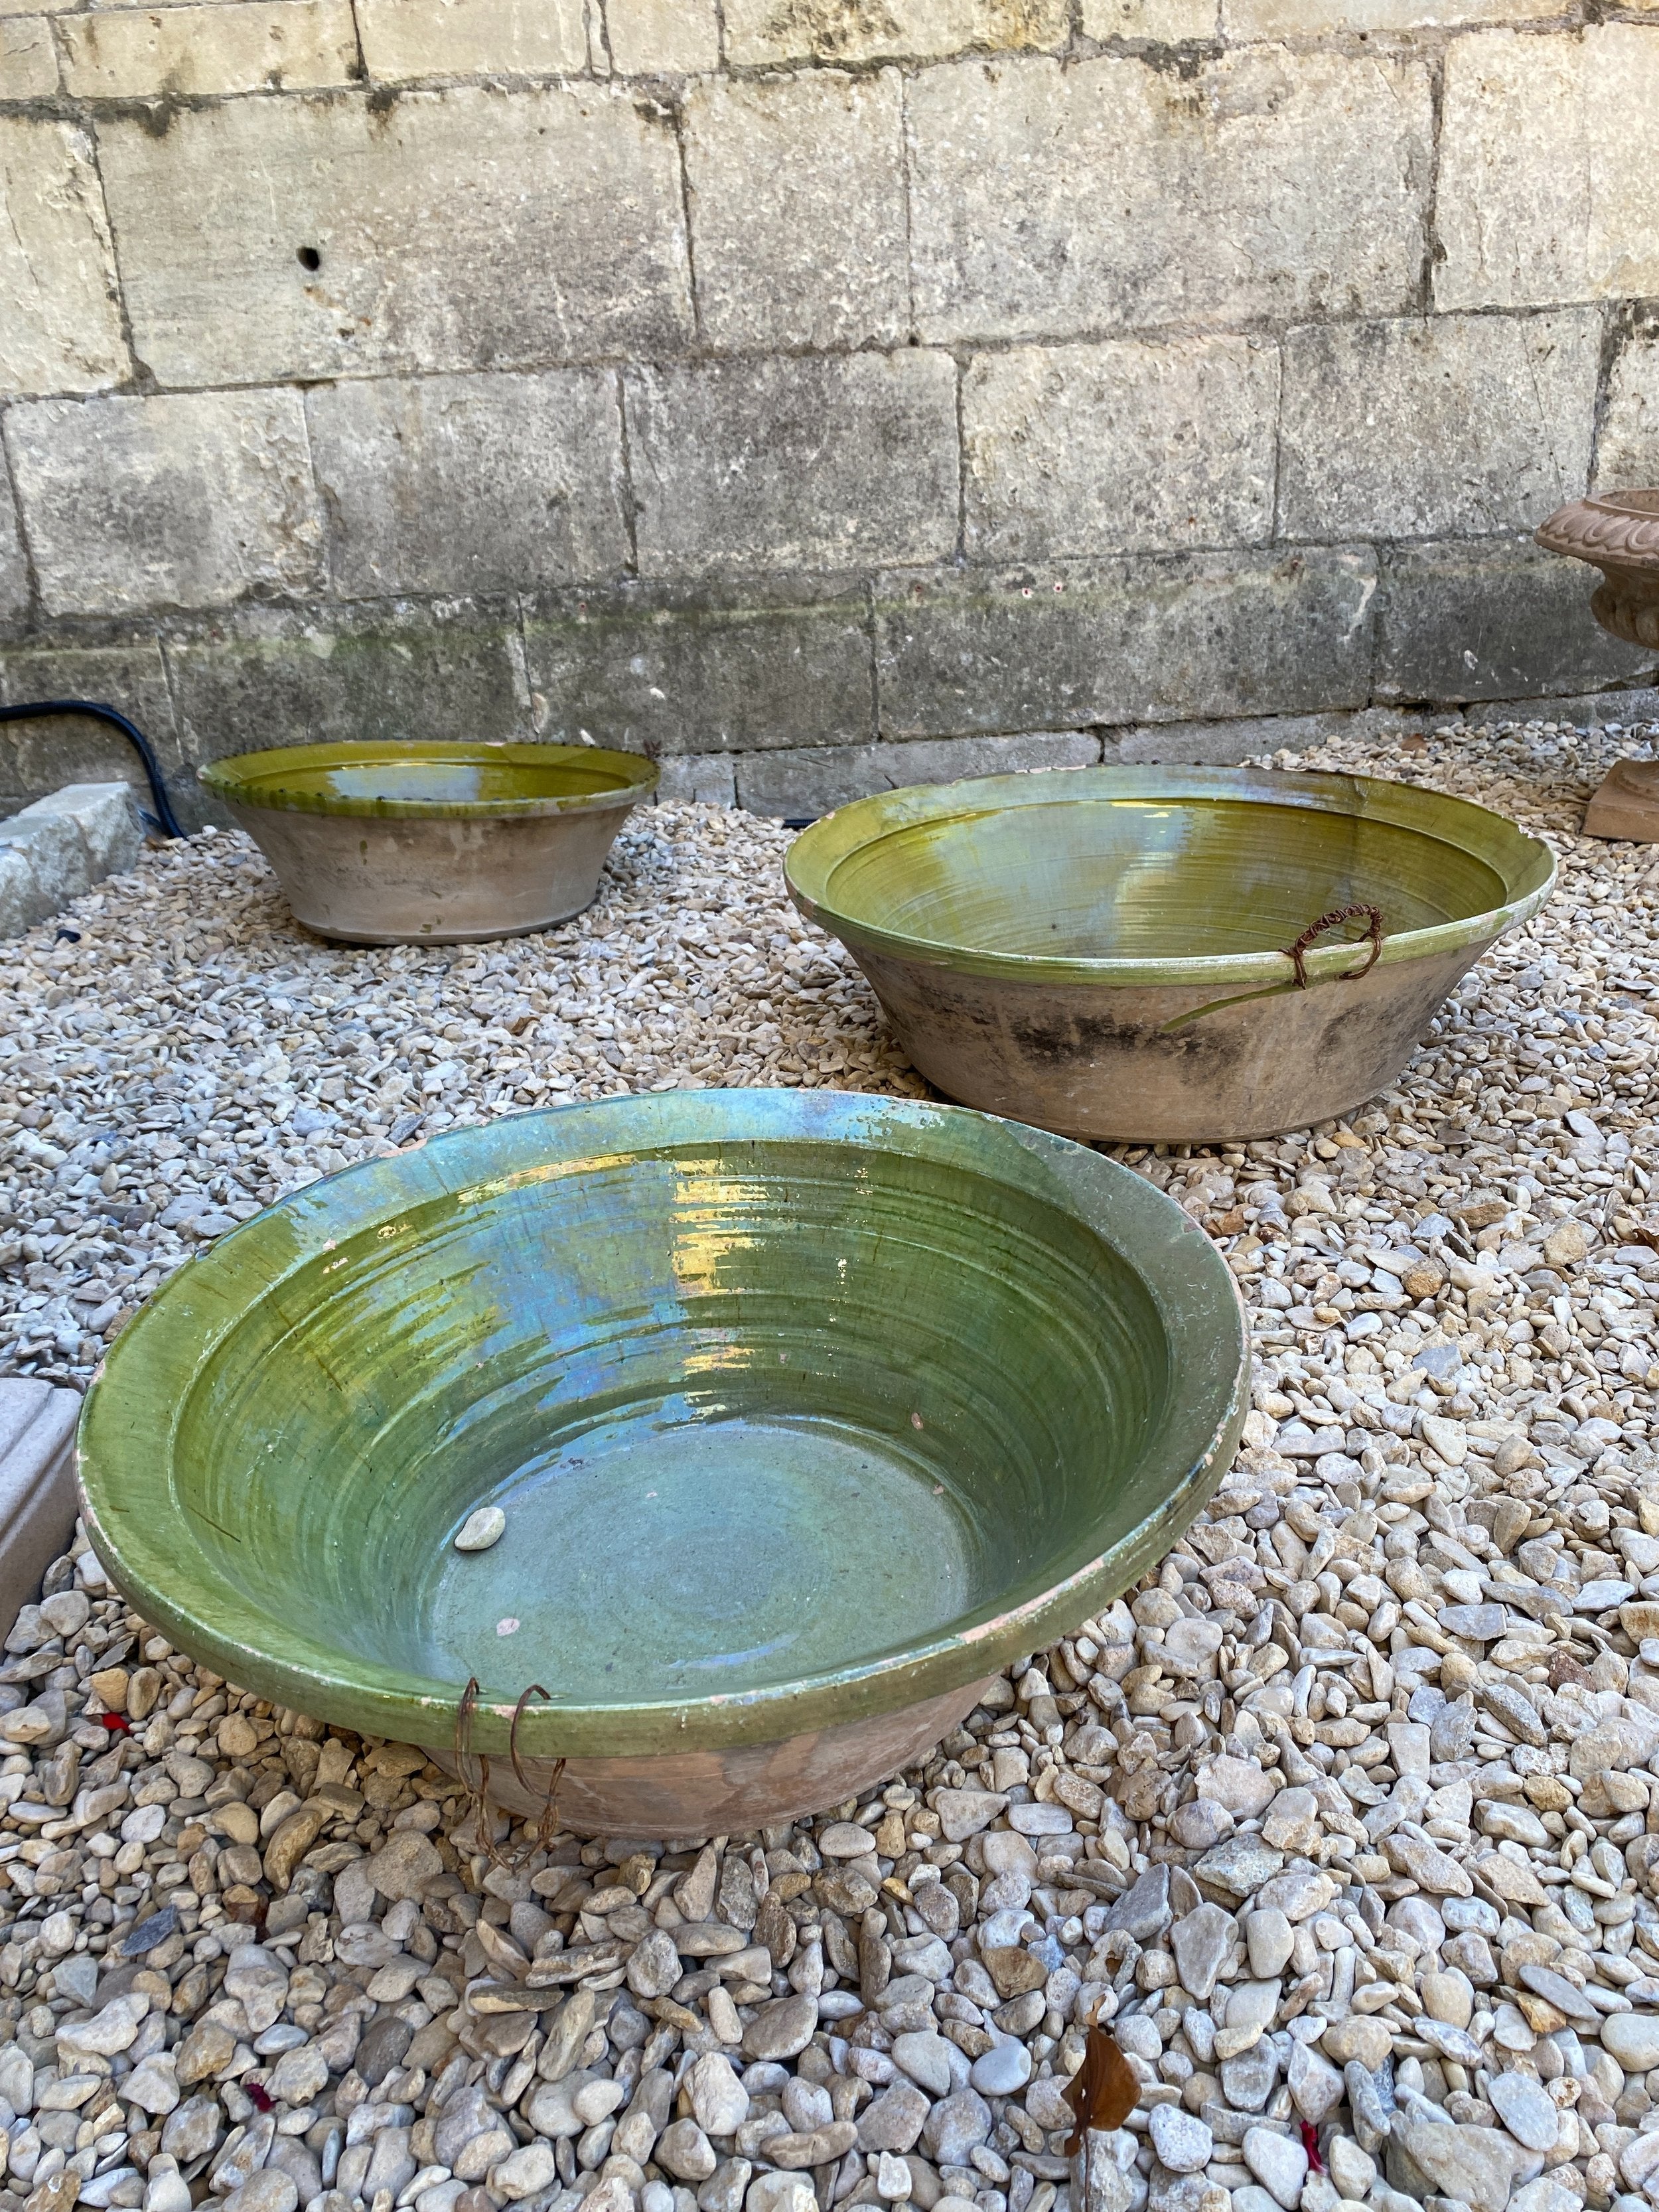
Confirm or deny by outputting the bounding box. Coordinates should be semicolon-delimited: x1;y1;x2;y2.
76;1092;1250;1826
786;767;1555;1143
200;740;658;943
844;935;1488;1145
1536;494;1659;844
1581;758;1659;843
1537;491;1659;650
426;1679;995;1834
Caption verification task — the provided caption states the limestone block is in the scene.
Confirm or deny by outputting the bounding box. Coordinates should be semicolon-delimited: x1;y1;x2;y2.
0;1383;78;1639
356;0;587;82
0;806;90;907
683;70;907;348
0;15;58;95
745;745;899;816
0;642;186;825
1594;326;1659;490
963;337;1278;561
0;461;27;632
1222;0;1553;37
872;549;1378;739
0;119;127;396
1081;0;1218;39
306;370;629;597
605;0;719;72
1106;711;1377;765
722;0;1067;65
1373;538;1653;707
908;50;1430;342
626;352;959;575
15;782;144;887
169;601;532;793
0;840;46;938
1437;27;1659;311
98;85;692;388
58;1;357;98
1277;310;1599;541
524;576;875;756
1465;685;1659;728
656;757;739;805
735;732;1100;816
729;744;883;818
877;731;1101;782
6;390;323;619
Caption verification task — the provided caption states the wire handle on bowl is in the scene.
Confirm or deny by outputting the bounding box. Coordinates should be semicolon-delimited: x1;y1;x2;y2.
1282;903;1384;990
455;1677;567;1871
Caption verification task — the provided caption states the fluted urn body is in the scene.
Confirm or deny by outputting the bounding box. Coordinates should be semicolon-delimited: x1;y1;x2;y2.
1536;492;1659;840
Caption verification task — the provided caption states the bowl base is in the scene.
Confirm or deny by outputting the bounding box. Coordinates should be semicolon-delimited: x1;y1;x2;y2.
1584;759;1659;844
420;1410;981;1707
289;897;595;946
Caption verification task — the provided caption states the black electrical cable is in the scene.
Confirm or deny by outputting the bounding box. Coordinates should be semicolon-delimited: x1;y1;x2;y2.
0;699;184;840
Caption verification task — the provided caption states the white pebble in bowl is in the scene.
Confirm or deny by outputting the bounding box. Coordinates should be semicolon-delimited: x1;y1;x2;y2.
455;1506;506;1552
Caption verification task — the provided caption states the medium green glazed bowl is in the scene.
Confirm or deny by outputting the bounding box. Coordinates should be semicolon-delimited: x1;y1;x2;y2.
200;740;659;945
78;1092;1248;1834
786;767;1555;1143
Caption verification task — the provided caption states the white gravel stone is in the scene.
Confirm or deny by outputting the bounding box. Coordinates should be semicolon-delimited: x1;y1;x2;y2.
1488;2069;1562;2154
968;2038;1032;2094
1327;2139;1376;2200
3;723;1659;2212
1603;2014;1659;2072
490;2142;559;2200
1150;2105;1214;2173
1244;1906;1294;1978
1244;2125;1309;2208
891;2031;954;2096
689;2051;749;2136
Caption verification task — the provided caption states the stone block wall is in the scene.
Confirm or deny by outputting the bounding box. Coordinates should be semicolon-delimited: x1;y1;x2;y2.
1;0;1658;821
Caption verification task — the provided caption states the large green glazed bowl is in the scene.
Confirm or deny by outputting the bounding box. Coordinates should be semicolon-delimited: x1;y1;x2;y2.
200;740;659;945
786;767;1555;1143
78;1092;1248;1834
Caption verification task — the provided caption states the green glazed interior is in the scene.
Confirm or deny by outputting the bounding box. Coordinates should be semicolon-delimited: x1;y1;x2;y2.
786;767;1555;987
78;1093;1248;1757
200;740;658;819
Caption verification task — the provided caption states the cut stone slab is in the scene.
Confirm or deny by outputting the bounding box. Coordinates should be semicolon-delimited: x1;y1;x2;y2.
0;782;145;939
0;1380;80;1644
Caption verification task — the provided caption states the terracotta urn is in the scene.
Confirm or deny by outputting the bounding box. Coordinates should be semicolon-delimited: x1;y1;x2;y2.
1536;490;1659;840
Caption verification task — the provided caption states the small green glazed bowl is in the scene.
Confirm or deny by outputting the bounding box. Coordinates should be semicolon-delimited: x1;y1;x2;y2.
200;740;659;945
79;1092;1248;1832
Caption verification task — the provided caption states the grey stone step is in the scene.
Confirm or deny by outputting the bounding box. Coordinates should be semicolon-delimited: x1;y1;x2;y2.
0;1378;82;1640
0;782;145;940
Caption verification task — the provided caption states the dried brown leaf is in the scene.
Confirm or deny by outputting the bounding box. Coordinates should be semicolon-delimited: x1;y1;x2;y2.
1062;2023;1138;2152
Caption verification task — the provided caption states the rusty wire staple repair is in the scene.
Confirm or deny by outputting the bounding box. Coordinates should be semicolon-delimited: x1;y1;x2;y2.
454;1677;567;1870
1281;902;1384;990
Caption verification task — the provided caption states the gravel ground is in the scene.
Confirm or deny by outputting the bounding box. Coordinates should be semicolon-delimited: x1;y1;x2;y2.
3;720;1659;2212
